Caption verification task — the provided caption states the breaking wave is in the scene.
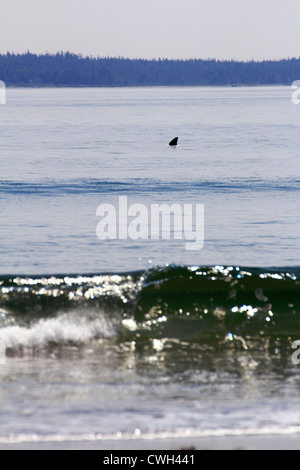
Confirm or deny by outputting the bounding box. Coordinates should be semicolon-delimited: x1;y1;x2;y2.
0;265;299;354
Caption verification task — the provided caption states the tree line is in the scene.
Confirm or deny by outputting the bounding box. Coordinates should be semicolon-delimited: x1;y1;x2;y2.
1;51;300;86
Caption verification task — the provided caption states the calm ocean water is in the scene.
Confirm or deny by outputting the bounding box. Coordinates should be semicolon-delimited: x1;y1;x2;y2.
0;86;300;448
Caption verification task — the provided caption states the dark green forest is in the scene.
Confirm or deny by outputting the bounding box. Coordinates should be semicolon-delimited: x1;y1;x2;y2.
1;52;300;86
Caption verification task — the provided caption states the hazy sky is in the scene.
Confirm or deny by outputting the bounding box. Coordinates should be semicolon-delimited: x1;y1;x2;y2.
1;0;300;60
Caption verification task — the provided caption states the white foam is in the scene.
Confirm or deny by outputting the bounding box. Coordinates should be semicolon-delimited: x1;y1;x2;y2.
0;310;116;351
1;424;300;445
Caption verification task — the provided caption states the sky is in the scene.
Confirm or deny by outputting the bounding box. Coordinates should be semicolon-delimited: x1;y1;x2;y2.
1;0;300;61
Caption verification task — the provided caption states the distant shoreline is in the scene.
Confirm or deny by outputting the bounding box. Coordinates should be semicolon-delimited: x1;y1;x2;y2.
1;52;300;87
4;84;292;89
4;83;292;88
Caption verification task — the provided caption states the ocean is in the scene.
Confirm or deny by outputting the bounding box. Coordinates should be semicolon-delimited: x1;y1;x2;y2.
0;86;300;449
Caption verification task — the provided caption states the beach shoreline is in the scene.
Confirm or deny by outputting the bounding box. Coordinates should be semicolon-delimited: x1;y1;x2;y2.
0;434;300;450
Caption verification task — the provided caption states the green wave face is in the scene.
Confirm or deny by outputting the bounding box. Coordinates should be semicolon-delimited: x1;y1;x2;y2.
0;266;299;356
134;265;300;336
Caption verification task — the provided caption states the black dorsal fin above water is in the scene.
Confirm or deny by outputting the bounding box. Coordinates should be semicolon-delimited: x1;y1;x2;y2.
169;137;178;146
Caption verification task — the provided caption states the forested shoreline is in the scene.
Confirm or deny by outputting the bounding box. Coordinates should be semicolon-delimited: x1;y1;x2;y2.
1;52;300;86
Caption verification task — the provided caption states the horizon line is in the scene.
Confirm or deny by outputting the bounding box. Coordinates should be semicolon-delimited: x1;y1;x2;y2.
1;50;300;64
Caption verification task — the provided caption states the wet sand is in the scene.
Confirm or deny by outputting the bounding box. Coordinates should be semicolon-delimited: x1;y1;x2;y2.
1;434;300;450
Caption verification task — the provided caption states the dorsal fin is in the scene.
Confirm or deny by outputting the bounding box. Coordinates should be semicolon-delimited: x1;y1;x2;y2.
169;137;178;146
